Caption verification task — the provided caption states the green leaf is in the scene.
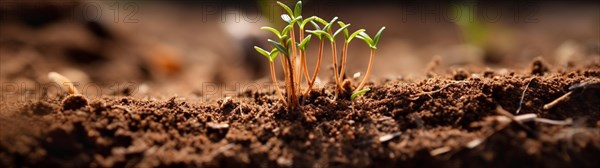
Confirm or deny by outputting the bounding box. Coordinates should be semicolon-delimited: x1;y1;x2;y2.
296;16;303;27
358;32;371;40
291;16;302;24
269;48;279;61
347;29;365;43
277;1;294;18
305;30;322;39
282;25;292;37
373;27;386;46
307;30;332;42
310;20;321;30
323;17;338;31
294;1;302;18
300;16;316;29
333;23;350;39
254;46;271;61
285;38;293;51
281;14;292;23
268;39;288;56
351;88;371;101
313;16;328;25
357;32;374;47
337;21;349;39
298;35;312;50
322;33;333;42
261;27;281;38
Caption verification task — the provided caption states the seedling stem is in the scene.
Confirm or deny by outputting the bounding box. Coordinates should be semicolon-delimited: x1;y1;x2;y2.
355;48;375;92
304;39;324;95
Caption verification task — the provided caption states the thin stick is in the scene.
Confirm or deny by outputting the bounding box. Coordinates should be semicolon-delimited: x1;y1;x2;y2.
354;49;375;92
270;63;287;106
543;80;600;110
534;118;572;125
495;105;538;137
543;91;573;110
516;77;536;114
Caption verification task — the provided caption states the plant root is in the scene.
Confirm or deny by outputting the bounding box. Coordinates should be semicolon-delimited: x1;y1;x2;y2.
409;81;468;100
516;77;536;114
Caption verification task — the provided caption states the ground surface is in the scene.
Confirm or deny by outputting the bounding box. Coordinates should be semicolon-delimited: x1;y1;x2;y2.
1;60;599;167
1;1;600;167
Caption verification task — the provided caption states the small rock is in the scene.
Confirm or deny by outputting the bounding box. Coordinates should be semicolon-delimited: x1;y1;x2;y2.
207;122;229;129
453;69;469;80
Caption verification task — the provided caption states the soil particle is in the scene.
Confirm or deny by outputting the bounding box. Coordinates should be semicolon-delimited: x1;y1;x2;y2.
483;68;495;78
530;57;550;76
21;101;57;116
61;95;88;111
453;68;469;80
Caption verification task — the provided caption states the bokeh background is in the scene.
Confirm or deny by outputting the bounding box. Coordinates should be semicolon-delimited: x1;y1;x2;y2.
1;0;598;100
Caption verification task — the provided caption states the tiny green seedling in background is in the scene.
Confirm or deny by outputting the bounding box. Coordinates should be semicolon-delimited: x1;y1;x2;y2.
255;1;386;108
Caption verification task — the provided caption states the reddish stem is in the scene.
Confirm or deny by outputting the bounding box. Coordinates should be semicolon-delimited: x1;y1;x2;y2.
270;62;287;106
355;49;375;92
305;40;324;95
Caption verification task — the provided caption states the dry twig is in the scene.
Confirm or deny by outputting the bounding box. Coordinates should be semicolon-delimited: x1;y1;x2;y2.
543;81;600;110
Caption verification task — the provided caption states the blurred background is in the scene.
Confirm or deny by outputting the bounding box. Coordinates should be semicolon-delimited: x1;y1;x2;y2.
0;0;598;100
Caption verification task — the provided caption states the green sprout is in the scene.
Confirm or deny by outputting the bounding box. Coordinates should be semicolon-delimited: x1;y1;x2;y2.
306;17;349;93
255;46;286;106
337;21;365;93
351;88;370;101
255;1;386;107
354;27;385;94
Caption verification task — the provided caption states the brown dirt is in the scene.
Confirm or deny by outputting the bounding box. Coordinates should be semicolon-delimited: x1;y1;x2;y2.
1;61;599;167
2;1;600;167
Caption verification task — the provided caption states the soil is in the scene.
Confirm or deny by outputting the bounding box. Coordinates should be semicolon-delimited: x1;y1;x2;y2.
2;1;600;167
1;59;599;167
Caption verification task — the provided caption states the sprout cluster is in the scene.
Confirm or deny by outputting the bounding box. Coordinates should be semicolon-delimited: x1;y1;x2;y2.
255;1;385;108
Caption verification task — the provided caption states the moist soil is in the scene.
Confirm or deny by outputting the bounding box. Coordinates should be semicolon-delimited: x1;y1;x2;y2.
1;60;600;167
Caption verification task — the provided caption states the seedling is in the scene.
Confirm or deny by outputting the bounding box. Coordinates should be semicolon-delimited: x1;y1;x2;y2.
256;1;386;108
254;46;286;106
354;27;386;93
336;21;365;88
48;72;88;110
351;88;370;101
48;72;79;95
